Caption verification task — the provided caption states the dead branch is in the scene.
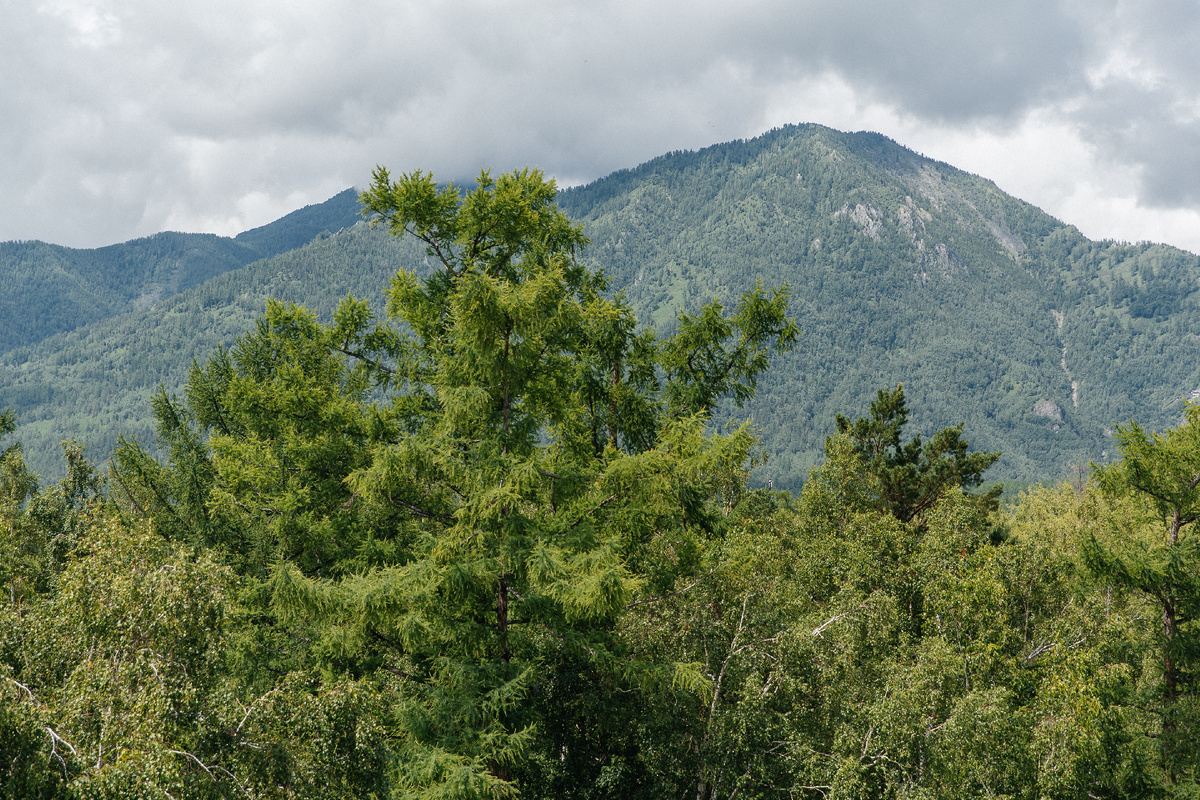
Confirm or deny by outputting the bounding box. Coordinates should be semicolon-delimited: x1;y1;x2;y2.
811;600;869;638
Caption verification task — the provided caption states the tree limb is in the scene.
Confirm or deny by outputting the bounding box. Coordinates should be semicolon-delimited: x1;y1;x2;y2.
811;600;869;638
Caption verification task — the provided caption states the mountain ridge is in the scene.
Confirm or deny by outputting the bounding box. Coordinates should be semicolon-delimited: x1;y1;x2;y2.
5;123;1200;489
0;188;362;354
557;123;1200;487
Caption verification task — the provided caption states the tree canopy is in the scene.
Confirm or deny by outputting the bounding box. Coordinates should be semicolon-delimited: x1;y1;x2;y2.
833;383;1001;524
5;164;1200;799
99;166;798;798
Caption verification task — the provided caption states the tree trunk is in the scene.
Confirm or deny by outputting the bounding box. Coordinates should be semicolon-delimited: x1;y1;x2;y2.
608;357;621;448
1162;596;1178;782
498;572;510;664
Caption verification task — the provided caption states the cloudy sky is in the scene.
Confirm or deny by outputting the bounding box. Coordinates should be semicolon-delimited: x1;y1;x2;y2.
5;0;1200;252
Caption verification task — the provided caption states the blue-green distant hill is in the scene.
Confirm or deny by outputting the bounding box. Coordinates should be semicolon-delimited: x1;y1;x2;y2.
0;188;361;353
4;126;1200;490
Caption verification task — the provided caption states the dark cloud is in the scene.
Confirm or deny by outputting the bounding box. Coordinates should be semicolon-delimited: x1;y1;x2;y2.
1077;82;1200;208
0;0;1198;249
711;0;1092;120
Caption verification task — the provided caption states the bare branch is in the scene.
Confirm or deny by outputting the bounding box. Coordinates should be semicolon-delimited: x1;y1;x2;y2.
568;492;620;530
45;726;78;777
811;600;869;638
168;750;246;793
168;749;215;780
6;676;34;701
393;496;455;523
333;345;398;375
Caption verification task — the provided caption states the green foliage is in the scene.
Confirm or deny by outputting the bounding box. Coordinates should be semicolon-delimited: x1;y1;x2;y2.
833;383;1001;524
9;125;1200;492
0;429;100;602
3;512;233;799
0;188;361;358
557;124;1200;489
91;166;797;799
660;281;798;416
2;222;419;481
6;344;1200;796
0;192;375;481
1094;405;1200;544
10;143;1200;797
2;492;391;799
0;234;255;355
1087;404;1200;783
605;428;1176;799
0;409;37;509
234;187;362;256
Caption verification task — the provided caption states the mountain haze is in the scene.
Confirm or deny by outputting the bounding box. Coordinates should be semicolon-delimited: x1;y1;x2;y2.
4;125;1200;489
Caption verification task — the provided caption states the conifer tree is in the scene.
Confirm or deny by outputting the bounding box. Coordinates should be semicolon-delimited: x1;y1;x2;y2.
1088;404;1200;783
110;166;797;798
833;384;1000;525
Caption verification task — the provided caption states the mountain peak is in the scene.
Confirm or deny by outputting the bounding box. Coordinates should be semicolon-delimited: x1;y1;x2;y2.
7;127;1200;489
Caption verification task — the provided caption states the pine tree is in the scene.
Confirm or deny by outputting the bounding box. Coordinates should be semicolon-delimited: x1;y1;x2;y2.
1088;404;1200;784
833;384;1001;525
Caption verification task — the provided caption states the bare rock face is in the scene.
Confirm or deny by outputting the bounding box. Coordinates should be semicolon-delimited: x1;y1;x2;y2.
1034;400;1063;421
834;202;882;240
927;242;966;278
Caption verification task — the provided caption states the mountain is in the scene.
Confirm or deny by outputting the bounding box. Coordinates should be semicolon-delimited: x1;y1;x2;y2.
0;224;423;478
558;125;1200;488
5;124;1200;489
233;187;362;255
0;234;260;354
0;189;361;353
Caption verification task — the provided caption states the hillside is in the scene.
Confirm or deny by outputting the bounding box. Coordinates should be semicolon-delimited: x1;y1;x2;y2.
558;125;1200;487
10;159;1200;800
0;189;361;353
5;125;1200;488
0;224;423;477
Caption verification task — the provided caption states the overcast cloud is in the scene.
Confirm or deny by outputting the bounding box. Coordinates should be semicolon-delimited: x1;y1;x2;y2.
4;0;1200;252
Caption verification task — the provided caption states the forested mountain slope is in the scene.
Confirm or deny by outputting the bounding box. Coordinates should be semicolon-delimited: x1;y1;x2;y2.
0;188;360;353
6;125;1200;488
0;224;424;477
558;124;1200;487
233;187;362;255
0;234;261;353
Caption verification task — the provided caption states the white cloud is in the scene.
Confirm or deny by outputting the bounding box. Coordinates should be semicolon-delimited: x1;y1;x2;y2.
1;0;1199;253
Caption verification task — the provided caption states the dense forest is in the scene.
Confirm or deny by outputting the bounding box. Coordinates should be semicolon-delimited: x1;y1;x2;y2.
5;126;1200;493
0;189;362;356
556;125;1200;489
4;168;1200;799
